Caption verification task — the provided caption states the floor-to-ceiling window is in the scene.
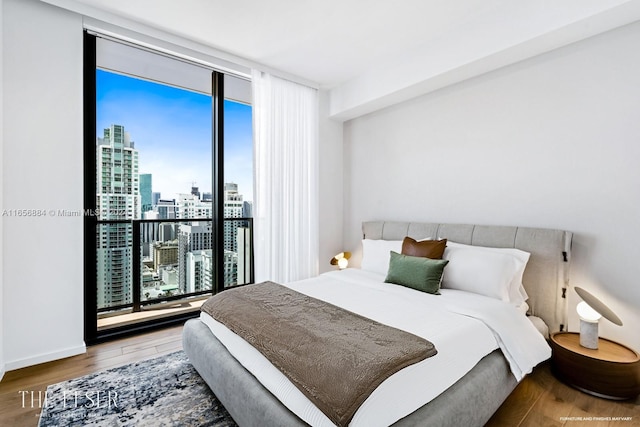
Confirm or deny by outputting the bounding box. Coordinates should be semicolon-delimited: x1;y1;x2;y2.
84;32;254;343
223;98;254;287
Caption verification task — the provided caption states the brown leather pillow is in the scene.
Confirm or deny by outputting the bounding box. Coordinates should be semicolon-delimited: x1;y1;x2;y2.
401;237;447;259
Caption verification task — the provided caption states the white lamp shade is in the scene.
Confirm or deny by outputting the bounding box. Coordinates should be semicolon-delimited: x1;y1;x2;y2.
574;286;623;326
577;301;602;323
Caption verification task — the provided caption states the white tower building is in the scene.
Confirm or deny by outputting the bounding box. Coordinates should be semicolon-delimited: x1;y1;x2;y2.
96;124;140;308
178;222;212;292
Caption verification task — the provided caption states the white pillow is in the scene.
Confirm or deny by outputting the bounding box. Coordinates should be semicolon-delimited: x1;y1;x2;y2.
447;242;531;305
461;242;529;305
361;239;403;276
442;242;530;303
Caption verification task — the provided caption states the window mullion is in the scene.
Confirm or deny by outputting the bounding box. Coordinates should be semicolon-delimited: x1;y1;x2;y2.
212;71;225;294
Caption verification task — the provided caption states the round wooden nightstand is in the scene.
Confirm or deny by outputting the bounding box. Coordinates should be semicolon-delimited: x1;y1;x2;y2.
550;332;640;400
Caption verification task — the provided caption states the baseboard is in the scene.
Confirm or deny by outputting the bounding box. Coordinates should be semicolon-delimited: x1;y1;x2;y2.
4;344;87;372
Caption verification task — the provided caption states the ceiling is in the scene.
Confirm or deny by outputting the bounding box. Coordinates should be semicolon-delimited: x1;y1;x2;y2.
43;0;640;120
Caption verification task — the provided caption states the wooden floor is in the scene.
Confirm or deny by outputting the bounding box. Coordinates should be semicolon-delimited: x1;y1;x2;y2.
0;324;637;427
0;324;184;427
487;362;639;427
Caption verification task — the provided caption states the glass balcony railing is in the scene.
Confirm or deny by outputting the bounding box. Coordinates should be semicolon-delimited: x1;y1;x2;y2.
96;217;254;318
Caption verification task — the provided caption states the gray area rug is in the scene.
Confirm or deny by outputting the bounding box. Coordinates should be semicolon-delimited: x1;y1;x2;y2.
38;350;238;426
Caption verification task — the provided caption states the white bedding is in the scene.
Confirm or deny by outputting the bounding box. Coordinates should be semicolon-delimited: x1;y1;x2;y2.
200;269;551;427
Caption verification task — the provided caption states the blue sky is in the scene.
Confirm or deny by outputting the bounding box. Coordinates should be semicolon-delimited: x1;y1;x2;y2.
96;69;254;201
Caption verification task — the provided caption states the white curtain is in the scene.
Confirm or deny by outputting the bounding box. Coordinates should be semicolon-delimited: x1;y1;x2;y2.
252;70;319;283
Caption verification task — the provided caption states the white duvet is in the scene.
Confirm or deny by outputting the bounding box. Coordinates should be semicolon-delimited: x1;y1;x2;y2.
200;268;551;427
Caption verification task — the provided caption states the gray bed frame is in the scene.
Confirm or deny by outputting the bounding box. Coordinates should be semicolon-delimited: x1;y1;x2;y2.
183;221;573;427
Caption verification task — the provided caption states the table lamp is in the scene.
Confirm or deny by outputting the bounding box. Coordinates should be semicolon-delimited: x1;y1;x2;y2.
330;252;351;269
574;286;623;349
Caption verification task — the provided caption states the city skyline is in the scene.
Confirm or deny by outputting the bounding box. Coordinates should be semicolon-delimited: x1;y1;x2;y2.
96;69;254;202
95;70;255;309
96;124;253;307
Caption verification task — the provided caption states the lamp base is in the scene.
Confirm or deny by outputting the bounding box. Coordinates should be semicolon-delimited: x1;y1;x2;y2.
579;319;599;349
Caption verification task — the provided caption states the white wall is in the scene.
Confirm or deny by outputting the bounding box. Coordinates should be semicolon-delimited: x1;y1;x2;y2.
1;0;345;370
0;0;6;380
344;21;640;352
318;90;345;273
3;0;85;369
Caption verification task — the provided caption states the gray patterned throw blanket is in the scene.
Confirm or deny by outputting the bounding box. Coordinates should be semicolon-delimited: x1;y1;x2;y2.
201;281;437;426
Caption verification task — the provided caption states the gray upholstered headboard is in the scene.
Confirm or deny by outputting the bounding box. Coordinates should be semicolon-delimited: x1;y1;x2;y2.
362;221;573;334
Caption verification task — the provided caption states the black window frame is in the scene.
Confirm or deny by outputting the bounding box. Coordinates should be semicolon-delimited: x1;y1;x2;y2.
83;31;250;344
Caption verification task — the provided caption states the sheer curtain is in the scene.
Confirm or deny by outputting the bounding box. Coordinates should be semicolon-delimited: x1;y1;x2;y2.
252;70;319;283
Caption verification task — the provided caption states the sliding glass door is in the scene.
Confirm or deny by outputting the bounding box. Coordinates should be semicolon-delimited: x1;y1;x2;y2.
84;32;254;343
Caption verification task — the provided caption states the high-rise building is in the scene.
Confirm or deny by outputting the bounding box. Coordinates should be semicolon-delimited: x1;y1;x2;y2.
236;226;252;286
176;193;212;219
141;221;159;255
170;184;251;291
156;199;177;219
178;222;212;293
140;174;153;213
143;210;159;220
96;124;140;308
224;183;244;253
158;223;176;242
153;239;179;271
186;250;213;293
223;250;238;288
242;201;253;218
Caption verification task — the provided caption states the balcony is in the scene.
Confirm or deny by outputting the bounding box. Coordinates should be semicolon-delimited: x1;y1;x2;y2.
96;217;254;331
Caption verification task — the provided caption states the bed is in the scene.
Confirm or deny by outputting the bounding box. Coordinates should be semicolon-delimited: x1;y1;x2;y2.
183;221;573;427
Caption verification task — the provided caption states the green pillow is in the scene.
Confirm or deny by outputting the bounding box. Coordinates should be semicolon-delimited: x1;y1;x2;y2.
384;251;449;295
